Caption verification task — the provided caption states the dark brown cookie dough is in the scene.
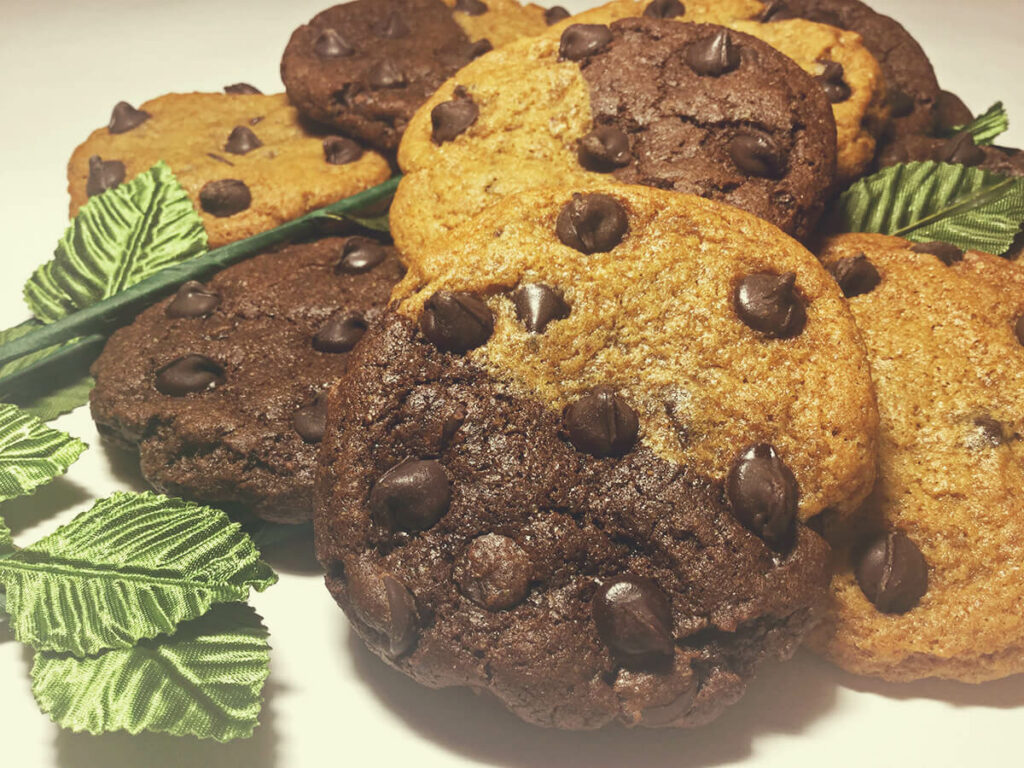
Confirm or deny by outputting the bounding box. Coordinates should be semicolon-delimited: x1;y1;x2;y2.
878;134;1024;178
90;237;404;524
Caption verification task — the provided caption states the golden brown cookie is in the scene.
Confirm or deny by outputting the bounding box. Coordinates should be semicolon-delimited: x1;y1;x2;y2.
546;0;764;28
811;233;1024;682
68;93;391;248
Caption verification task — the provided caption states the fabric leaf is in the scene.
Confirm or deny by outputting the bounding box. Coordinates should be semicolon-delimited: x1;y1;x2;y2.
24;162;208;323
0;402;86;503
0;491;277;656
0;321;94;420
837;161;1024;254
32;603;270;742
948;101;1009;145
0;517;12;557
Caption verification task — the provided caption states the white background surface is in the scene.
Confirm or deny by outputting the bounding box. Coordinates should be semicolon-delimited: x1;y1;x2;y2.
1;0;1023;765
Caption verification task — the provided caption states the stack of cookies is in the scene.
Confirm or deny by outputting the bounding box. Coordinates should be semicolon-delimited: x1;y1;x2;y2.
81;0;1024;731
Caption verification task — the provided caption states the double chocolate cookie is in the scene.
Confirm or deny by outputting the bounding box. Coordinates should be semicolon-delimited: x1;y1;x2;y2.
90;236;404;524
315;186;880;728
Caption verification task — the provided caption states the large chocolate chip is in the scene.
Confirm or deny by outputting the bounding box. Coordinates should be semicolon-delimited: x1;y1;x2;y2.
199;179;251;218
431;89;479;144
974;416;1006;446
224;83;262;95
593;577;674;667
293;393;329;443
934;131;985;166
369;458;451;532
888;89;915;118
336;237;387;273
559;24;612;61
456;534;532;611
86;155;125;197
466;38;493;59
564;386;639;457
577;126;631;172
420;291;494;353
934;90;973;134
856;532;928;614
685;30;739;77
380;575;418;656
1015;315;1024;347
513;283;571;333
734;272;807;338
376;12;410;38
556;193;628;254
828;254;881;298
726;444;798;550
155;355;225;396
313;311;368;353
454;0;488;15
544;5;570;24
368;59;407;88
323;136;363;165
729;134;786;178
816;60;851;103
166;281;220;319
910;240;964;266
347;562;420;658
314;28;353;57
224;125;262;155
108;101;150;134
644;0;685;18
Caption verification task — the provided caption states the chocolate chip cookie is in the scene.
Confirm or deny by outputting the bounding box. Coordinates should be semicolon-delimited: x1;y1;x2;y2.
392;18;838;256
811;233;1024;682
315;185;881;728
280;0;547;153
878;133;1024;178
90;236;404;524
68;93;391;249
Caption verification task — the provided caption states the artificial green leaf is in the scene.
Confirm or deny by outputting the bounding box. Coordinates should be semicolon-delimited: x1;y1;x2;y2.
0;491;277;657
948;101;1009;145
0;322;97;420
0;402;85;503
24;162;208;323
0;517;12;557
32;603;270;742
837;161;1024;255
18;375;95;422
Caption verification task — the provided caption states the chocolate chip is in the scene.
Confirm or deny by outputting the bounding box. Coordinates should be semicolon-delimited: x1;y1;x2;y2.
368;59;407;88
593;577;674;668
224;125;263;155
758;0;790;22
975;416;1006;446
199;179;251;218
431;89;478;144
828;254;881;298
376;12;410;38
644;0;685;18
336;237;387;273
420;291;494;353
1016;315;1024;347
456;534;532;611
347;562;419;658
513;283;571;333
816;60;851;103
166;281;220;319
155;355;225;396
293;392;329;443
734;272;807;338
934;131;985;166
564;386;639;458
559;24;612;61
726;444;798;550
729;134;786;178
556;193;628;254
369;458;451;532
86;155;125;197
685;29;740;77
544;5;571;24
466;38;493;59
314;28;353;58
108;101;150;134
577;126;631;171
910;240;964;266
323;136;363;165
224;83;262;95
454;0;488;15
934;90;973;134
888;90;915;118
856;532;928;614
313;311;368;353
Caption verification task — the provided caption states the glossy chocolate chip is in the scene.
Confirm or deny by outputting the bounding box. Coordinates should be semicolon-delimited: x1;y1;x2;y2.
336;237;387;273
420;291;494;353
456;534;532;611
734;272;806;338
314;28;353;58
1015;315;1024;347
293;393;329;443
828;254;881;298
593;577;674;667
313;311;368;353
975;416;1006;446
564;386;639;458
155;355;225;396
199;179;251;217
368;58;406;88
729;134;786;178
108;101;150;134
559;24;612;61
454;0;488;15
347;562;419;658
934;131;985;166
224;83;262;95
644;0;685;18
934;90;973;134
726;444;798;550
369;458;451;532
513;283;571;333
466;38;493;59
888;90;915;118
856;532;928;614
431;88;478;144
556;193;628;254
544;5;571;24
224;125;262;155
758;0;789;21
685;30;739;77
376;12;410;38
166;281;220;319
910;240;964;266
577;126;631;172
816;60;851;103
85;155;125;197
323;136;363;165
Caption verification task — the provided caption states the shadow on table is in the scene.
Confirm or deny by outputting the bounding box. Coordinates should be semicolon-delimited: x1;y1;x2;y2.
833;665;1024;708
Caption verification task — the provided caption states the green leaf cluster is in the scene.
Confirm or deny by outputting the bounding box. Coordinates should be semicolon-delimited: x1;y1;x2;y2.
946;101;1009;146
